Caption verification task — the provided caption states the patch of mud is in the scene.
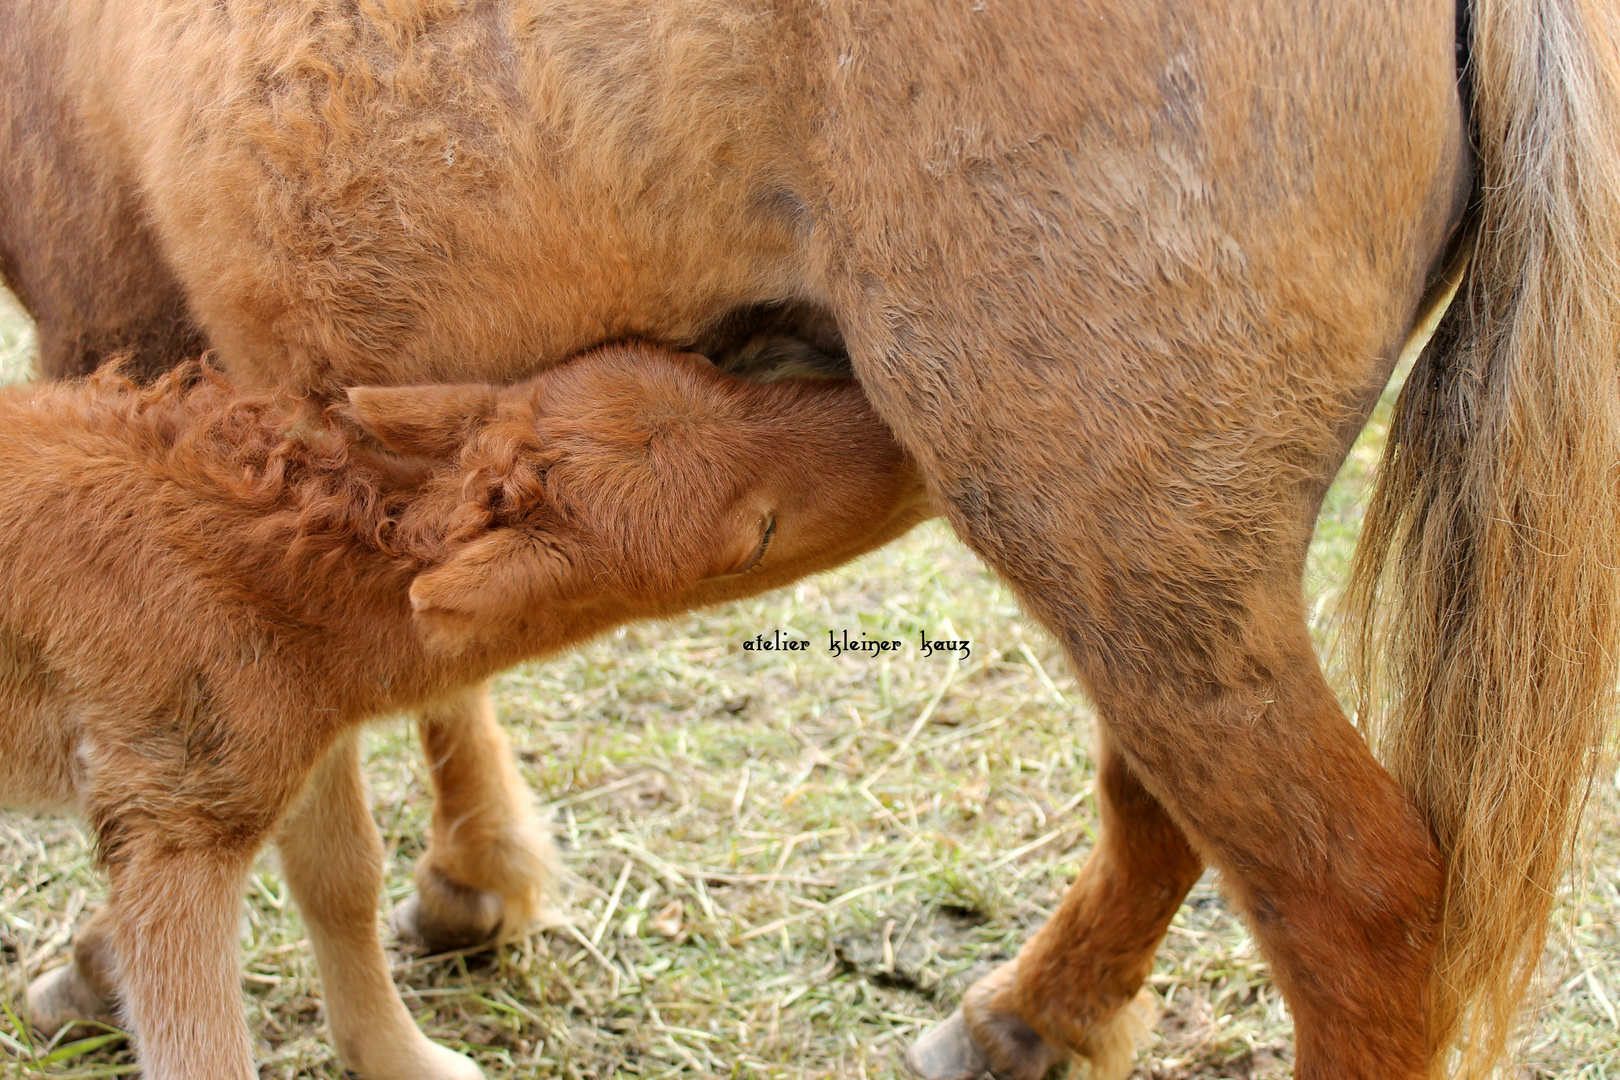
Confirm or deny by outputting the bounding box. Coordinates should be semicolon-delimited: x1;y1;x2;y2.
1140;990;1291;1080
833;904;1004;1003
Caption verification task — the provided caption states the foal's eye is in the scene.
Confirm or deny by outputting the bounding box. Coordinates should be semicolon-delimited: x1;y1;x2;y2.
734;513;776;575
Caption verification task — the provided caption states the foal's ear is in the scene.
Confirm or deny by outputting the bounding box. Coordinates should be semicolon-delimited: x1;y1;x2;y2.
344;384;499;458
408;529;568;649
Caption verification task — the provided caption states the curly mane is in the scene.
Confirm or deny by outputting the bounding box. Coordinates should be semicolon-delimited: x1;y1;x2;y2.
70;360;437;565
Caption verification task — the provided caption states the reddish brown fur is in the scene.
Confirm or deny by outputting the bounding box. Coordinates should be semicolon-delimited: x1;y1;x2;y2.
0;344;929;1079
5;2;1617;1079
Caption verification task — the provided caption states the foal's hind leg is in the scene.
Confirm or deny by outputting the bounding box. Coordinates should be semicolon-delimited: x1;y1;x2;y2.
393;683;557;952
25;904;121;1036
908;735;1203;1080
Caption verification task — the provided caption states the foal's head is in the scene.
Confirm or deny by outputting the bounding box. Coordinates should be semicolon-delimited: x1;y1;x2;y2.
346;343;930;647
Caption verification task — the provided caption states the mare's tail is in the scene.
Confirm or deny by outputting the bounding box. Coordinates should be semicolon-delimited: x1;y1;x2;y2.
1348;1;1620;1074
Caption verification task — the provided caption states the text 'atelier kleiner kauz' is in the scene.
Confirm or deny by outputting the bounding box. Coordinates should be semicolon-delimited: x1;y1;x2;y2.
740;629;971;659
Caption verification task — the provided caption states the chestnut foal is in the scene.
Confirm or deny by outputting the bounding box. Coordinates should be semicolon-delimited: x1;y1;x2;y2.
1;342;929;1080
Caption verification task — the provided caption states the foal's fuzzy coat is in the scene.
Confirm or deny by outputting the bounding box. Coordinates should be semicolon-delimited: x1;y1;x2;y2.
0;344;928;1080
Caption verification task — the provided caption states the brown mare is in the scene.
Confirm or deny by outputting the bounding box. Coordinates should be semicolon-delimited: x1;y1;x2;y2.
3;0;1618;1078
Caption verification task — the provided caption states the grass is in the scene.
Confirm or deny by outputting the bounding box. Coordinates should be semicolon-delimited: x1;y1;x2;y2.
0;284;1617;1079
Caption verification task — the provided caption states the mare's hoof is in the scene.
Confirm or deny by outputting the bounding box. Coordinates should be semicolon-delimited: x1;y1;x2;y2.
961;1013;1065;1080
25;963;117;1037
953;960;1067;1080
392;872;504;954
906;1011;993;1079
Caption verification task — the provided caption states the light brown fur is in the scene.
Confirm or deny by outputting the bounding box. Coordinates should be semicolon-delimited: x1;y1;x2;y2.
3;1;1616;1078
0;344;929;1079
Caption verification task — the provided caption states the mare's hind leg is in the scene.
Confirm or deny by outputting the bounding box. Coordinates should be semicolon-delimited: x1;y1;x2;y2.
857;334;1445;1077
907;604;1439;1079
393;683;556;952
908;735;1203;1080
1095;615;1441;1079
821;4;1459;1072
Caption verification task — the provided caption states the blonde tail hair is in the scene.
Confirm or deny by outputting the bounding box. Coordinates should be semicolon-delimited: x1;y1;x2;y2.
1348;0;1620;1074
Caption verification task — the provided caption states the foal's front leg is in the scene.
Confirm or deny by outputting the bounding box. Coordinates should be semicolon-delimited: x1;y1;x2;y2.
103;841;259;1080
393;683;557;952
277;731;484;1080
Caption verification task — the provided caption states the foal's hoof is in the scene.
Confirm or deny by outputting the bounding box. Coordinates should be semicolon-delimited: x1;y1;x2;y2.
419;1039;488;1080
25;963;117;1037
340;1030;487;1080
392;870;504;954
906;1011;992;1079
